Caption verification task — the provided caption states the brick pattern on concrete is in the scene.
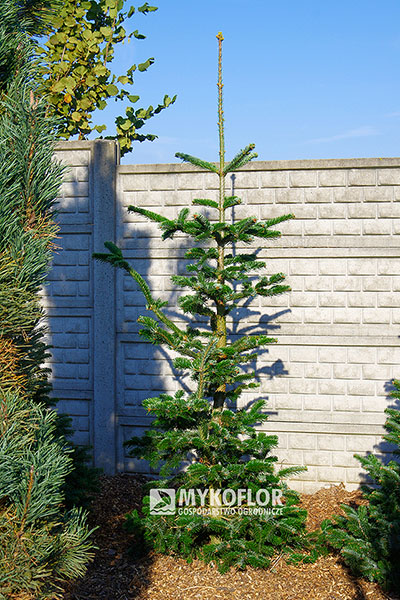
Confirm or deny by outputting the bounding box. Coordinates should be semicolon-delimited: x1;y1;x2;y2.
41;144;94;448
116;159;400;491
43;147;400;490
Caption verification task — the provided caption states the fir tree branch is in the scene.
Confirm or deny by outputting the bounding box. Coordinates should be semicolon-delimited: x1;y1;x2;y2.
223;196;242;209
93;243;185;340
175;152;218;173
127;204;173;225
196;337;218;400
223;144;258;175
192;198;219;209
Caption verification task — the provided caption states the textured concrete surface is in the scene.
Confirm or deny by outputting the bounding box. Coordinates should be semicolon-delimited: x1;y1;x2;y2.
43;141;400;490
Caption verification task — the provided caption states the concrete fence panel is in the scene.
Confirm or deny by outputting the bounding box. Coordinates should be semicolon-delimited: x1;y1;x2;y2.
43;141;400;491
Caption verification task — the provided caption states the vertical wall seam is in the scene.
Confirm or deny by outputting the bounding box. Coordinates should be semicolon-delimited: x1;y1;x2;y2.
92;139;118;474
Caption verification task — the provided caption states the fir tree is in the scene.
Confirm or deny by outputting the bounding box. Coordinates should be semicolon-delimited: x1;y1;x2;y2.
0;1;94;595
95;32;313;572
322;380;400;591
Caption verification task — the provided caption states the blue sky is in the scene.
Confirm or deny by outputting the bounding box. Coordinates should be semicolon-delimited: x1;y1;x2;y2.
97;0;400;165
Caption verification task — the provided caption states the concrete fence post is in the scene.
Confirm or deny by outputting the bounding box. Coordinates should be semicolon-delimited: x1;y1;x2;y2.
92;140;119;474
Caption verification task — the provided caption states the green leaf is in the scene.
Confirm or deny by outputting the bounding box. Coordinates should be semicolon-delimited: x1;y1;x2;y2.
51;80;66;93
138;58;155;72
128;95;140;103
106;84;119;96
64;16;76;27
100;26;113;37
82;29;95;41
138;3;158;13
83;74;95;87
117;76;129;85
49;32;67;45
75;98;90;110
51;16;64;29
118;120;132;131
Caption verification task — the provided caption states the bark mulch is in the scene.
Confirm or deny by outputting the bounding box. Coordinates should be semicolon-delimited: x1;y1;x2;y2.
62;475;399;600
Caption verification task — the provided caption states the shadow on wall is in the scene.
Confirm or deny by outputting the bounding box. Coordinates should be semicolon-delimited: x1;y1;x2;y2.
230;173;290;416
373;378;400;464
117;199;209;473
355;378;400;488
41;173;93;451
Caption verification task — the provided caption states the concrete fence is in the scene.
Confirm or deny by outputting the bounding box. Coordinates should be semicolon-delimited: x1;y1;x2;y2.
42;139;400;492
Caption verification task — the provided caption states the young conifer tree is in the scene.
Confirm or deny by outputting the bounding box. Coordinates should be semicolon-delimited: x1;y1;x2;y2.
322;380;400;591
95;33;312;572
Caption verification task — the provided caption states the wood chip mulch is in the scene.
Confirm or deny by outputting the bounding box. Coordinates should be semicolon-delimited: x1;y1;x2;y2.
61;475;399;600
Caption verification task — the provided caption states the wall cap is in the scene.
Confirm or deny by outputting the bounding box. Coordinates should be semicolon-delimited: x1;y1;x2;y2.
118;156;400;174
